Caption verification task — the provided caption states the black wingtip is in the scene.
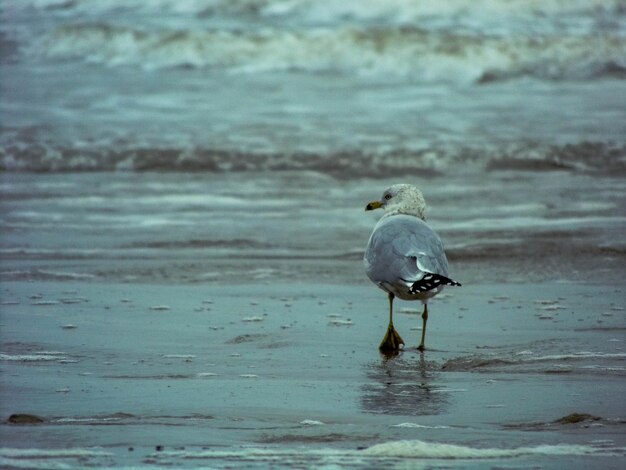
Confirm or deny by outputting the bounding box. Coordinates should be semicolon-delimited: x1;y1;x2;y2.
411;273;462;293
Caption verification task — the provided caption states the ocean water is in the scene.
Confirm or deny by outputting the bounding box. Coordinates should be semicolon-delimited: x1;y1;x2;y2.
1;0;625;173
1;0;626;285
0;170;625;285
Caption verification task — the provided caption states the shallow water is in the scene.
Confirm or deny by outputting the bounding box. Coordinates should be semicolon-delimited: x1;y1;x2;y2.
1;171;625;285
1;282;625;468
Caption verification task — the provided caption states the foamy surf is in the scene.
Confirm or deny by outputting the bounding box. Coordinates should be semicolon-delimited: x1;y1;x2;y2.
0;448;114;469
0;352;69;362
3;0;625;176
391;423;451;429
362;439;624;459
29;21;624;83
2;141;624;175
26;440;615;468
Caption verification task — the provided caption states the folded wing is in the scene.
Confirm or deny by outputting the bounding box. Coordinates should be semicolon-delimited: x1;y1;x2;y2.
365;215;450;292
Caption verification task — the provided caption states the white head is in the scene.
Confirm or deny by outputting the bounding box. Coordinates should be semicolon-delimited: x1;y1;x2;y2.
365;183;427;220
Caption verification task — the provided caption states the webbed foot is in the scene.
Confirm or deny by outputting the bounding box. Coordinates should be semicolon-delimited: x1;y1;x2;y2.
379;324;405;353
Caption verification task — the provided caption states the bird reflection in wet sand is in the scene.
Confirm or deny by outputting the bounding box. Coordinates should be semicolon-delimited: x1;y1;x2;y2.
360;355;449;416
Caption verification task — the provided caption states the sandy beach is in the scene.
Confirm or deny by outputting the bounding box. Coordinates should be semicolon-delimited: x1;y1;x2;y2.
2;1;626;467
1;278;624;468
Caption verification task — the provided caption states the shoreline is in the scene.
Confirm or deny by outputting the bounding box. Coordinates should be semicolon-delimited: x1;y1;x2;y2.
1;280;624;468
2;170;624;288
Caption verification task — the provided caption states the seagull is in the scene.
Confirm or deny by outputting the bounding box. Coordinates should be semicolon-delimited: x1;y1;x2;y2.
364;184;461;353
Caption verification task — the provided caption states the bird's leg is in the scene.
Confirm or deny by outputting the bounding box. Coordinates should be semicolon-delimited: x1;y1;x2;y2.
417;304;428;352
379;293;405;353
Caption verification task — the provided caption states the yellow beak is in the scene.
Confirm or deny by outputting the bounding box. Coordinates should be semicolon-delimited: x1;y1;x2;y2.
365;200;383;211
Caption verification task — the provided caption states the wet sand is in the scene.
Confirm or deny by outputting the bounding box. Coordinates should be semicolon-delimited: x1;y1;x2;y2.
1;280;624;468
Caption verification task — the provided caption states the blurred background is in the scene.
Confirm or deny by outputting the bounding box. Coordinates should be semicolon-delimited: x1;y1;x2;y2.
2;0;625;173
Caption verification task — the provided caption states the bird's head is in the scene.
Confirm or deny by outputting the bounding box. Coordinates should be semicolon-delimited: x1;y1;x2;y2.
365;184;427;220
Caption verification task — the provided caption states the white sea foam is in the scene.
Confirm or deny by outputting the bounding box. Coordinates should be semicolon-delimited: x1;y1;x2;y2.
2;138;623;176
328;318;354;326
300;419;325;426
362;440;621;459
258;0;625;26
0;353;67;362
440;215;626;233
18;0;625;30
22;0;625;82
242;316;264;322
138;440;624;466
392;423;451;429
55;417;103;423
0;268;97;281
523;352;626;362
3;0;626;180
35;23;625;83
54;416;132;424
0;448;113;470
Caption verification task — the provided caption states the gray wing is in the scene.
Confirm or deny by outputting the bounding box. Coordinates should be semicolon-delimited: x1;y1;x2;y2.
364;215;449;285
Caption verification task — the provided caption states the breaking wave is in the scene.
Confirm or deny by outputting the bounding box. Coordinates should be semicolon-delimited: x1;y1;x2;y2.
1;440;622;469
16;0;626;30
34;23;626;83
362;439;623;459
1;140;624;176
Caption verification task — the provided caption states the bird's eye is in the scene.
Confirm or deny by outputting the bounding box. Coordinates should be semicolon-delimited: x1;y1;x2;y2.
384;194;392;200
